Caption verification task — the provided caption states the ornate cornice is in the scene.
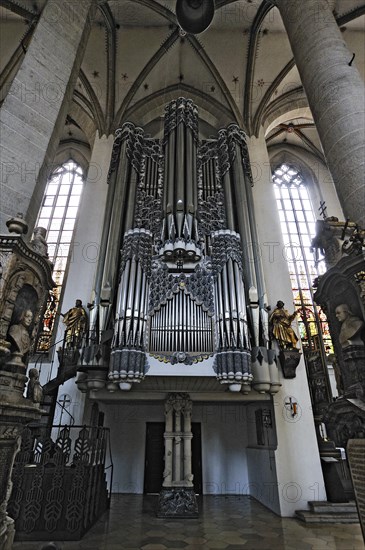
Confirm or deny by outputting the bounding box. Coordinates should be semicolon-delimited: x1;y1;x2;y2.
0;235;55;289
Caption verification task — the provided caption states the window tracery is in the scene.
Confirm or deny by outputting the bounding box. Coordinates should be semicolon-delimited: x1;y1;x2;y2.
35;160;84;352
272;163;333;355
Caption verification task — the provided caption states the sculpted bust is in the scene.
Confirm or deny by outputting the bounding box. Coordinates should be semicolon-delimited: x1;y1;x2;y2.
7;309;33;357
335;304;364;348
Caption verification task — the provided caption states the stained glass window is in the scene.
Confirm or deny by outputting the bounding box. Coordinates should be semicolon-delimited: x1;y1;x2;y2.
35;161;84;352
272;163;333;355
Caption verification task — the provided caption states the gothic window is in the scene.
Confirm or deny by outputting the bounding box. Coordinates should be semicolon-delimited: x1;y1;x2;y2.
35;160;84;352
272;163;333;355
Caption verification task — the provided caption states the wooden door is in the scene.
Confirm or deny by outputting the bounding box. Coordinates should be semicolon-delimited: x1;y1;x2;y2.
144;422;165;493
191;423;203;494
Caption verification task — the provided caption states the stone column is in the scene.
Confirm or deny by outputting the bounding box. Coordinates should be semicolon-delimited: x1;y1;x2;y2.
274;0;365;227
0;0;97;232
163;400;173;486
158;394;198;518
174;407;182;483
183;401;193;486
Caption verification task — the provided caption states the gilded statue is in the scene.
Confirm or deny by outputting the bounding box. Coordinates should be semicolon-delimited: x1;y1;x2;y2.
7;309;34;358
269;300;299;350
61;299;88;348
335;304;364;348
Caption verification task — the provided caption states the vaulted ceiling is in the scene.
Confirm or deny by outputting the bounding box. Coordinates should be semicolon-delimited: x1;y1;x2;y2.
1;0;364;162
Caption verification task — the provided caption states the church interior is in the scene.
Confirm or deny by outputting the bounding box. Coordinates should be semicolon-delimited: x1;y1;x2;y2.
0;1;364;548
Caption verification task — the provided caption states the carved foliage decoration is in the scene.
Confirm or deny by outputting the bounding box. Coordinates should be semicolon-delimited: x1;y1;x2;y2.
211;232;243;275
108;122;145;181
198;191;226;235
134;138;163;234
217;124;253;185
134;189;162;236
148;262;214;315
163;98;199;145
119;230;153;277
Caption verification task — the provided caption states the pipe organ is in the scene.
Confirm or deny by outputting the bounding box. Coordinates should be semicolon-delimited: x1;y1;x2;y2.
104;98;280;394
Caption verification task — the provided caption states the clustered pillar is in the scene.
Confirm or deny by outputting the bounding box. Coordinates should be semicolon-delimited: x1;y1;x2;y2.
158;393;198;518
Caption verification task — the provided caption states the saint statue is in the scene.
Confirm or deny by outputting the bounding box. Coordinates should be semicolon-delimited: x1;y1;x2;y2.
335;304;364;348
61;299;88;348
26;367;43;403
269;300;299;350
7;309;33;358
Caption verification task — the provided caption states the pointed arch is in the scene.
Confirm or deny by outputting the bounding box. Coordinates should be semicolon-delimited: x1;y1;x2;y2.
124;82;236;131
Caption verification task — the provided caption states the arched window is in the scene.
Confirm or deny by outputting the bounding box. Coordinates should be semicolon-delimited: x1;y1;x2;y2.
35;160;84;352
272;163;333;355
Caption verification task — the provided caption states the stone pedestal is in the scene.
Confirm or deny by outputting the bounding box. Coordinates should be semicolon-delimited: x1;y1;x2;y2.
1;358;42;535
347;439;365;542
157;487;198;518
0;396;42;550
0;221;54;546
0;348;43;549
279;349;301;379
341;346;365;397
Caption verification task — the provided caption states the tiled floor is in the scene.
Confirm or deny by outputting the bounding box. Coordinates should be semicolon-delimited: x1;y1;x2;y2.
13;495;364;550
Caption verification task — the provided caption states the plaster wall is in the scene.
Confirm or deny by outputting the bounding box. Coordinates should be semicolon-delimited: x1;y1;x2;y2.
247;131;327;515
247;449;279;513
101;401;251;496
194;403;249;495
245;402;280;513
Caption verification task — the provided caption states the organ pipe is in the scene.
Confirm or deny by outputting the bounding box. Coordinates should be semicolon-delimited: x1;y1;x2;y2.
107;100;263;393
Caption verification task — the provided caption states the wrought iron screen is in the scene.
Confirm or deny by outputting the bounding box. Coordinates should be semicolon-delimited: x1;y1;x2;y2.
8;424;113;541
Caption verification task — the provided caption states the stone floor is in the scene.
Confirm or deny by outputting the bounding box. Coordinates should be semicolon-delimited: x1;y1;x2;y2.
13;495;364;550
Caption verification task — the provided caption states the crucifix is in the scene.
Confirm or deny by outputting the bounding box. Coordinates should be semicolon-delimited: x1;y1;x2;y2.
58;394;71;409
318;201;327;220
284;396;298;418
